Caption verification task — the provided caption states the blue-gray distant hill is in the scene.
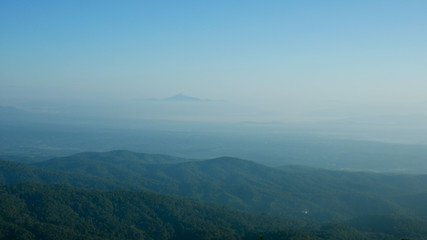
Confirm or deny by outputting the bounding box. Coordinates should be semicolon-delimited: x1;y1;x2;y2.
163;94;212;102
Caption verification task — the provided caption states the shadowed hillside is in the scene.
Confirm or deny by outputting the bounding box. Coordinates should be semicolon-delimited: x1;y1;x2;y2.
29;151;427;222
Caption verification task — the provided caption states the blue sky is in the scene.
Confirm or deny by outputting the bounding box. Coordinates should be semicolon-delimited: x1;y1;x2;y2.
1;1;427;118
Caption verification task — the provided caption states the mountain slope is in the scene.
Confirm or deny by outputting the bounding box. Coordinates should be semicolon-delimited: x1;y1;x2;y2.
0;183;311;240
34;150;190;176
4;183;423;239
0;159;138;190
31;151;427;222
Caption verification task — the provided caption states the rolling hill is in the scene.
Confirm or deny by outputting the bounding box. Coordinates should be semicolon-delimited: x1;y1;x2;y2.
2;151;427;238
0;183;309;240
30;151;427;222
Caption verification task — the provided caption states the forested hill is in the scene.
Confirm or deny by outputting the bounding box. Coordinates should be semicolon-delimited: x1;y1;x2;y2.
2;151;427;239
37;150;192;166
0;182;415;240
0;159;138;190
29;151;427;222
0;182;285;240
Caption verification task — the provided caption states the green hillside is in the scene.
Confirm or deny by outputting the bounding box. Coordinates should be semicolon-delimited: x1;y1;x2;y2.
0;183;311;240
0;183;405;240
0;159;139;190
2;151;427;239
31;151;427;222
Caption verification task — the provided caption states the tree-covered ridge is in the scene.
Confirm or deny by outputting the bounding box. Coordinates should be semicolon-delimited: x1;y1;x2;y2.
29;151;427;222
39;150;192;166
2;150;427;239
0;183;310;240
2;183;420;240
0;159;140;190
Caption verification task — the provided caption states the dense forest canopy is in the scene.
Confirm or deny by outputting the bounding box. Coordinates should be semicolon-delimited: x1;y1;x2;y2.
1;151;427;239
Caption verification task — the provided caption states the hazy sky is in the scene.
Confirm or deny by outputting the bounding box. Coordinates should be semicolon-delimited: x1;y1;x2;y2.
1;1;427;117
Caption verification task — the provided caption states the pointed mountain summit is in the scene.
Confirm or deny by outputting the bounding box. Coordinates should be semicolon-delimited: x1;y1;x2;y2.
164;94;208;102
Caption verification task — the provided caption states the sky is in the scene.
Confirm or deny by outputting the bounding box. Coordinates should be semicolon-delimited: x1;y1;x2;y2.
1;0;427;119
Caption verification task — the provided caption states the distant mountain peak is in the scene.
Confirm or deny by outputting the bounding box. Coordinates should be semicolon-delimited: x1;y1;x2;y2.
164;94;208;102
